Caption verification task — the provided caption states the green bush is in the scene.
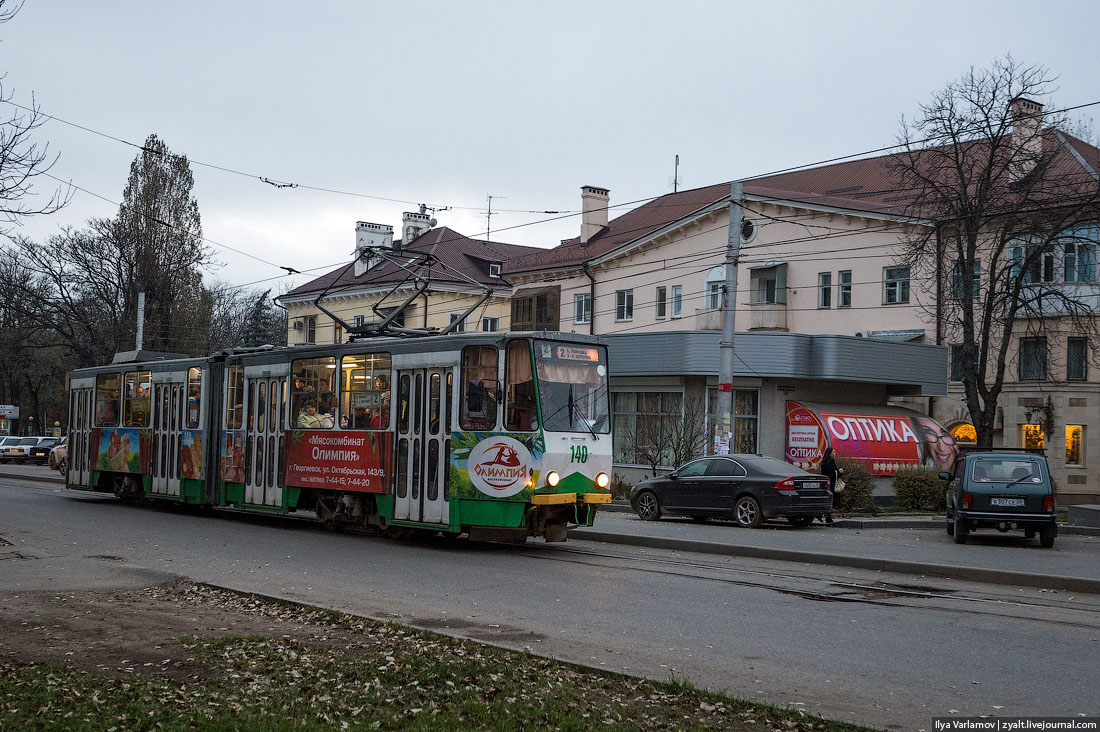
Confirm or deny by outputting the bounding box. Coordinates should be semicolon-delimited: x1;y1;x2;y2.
892;466;947;511
835;459;877;513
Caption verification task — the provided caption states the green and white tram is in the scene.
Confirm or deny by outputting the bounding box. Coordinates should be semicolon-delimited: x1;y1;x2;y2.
65;331;612;542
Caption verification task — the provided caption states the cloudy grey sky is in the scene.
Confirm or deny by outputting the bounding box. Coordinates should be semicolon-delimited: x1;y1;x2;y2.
5;1;1099;291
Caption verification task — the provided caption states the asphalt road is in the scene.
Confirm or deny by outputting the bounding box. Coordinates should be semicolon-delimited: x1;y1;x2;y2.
2;475;1098;730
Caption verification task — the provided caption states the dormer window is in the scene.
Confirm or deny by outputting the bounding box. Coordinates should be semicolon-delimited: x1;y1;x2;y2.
489;263;502;278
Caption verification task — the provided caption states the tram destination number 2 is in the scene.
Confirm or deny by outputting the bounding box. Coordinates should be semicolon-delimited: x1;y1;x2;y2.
570;445;589;463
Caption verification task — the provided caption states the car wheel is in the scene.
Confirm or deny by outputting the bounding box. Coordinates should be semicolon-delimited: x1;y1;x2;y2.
58;457;66;475
787;516;813;528
734;496;763;529
1039;524;1055;549
953;512;968;545
634;491;662;521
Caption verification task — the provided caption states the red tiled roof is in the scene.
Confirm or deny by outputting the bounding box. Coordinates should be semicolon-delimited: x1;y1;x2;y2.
508;130;1100;275
282;226;542;299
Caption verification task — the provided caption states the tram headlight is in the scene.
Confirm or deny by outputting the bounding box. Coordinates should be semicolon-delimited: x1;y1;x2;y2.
596;472;610;489
546;471;560;487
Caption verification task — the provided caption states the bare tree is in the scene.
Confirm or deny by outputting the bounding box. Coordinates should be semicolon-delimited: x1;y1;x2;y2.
892;57;1100;446
628;395;708;476
0;1;69;241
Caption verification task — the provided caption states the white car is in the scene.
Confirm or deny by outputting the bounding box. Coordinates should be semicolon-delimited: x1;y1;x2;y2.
1;436;48;464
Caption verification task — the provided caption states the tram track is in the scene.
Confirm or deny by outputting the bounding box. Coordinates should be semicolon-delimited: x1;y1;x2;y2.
523;543;1100;627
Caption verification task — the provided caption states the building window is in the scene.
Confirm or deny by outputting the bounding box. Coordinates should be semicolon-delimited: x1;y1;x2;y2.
838;271;852;308
1068;337;1087;380
952;259;980;299
1012;241;1056;284
304;315;317;344
655;287;667;319
574;293;591;324
612;391;683;466
333;323;343;344
1022;423;1045;450
1018;337;1047;380
615;289;633;321
510;287;560;331
707;388;759;455
705;267;724;310
353;315;365;328
489;263;502;278
1066;425;1084;466
671;285;682;317
1064;228;1097;282
950;423;977;446
481;316;499;332
449;313;466;333
950;344;973;382
883;266;910;304
818;273;832;308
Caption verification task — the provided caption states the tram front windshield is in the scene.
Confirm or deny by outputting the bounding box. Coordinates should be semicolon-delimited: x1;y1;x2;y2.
534;340;610;434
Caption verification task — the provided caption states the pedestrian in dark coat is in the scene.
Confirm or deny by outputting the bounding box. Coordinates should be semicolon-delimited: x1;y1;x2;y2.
820;447;842;525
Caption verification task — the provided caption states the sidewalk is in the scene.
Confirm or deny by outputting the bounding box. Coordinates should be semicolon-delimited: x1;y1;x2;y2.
573;506;1100;594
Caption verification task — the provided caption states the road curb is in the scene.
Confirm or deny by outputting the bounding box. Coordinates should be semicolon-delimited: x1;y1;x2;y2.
0;472;65;486
568;528;1100;594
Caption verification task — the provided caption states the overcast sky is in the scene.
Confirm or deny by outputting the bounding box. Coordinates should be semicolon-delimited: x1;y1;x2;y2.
5;1;1099;292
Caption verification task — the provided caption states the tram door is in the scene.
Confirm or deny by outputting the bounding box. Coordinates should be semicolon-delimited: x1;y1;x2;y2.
244;377;284;507
394;367;452;524
151;381;184;496
68;385;94;487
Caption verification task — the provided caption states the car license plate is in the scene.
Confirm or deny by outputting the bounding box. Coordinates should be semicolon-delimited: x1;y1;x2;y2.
991;497;1025;507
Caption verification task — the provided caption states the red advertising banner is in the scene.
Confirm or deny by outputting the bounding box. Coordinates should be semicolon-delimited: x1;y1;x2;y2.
284;430;391;493
786;401;954;476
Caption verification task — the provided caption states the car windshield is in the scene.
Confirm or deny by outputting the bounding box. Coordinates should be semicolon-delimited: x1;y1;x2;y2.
18;438;38;446
534;340;610;434
971;459;1041;482
38;439;58;448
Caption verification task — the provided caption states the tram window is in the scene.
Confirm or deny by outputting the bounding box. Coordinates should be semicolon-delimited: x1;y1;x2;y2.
291;357;336;429
226;365;244;429
429;373;441;435
257;382;267;432
248;382;255;431
94;373;121;427
398;374;411;433
414;373;423;436
339;353;391;430
460;346;498;431
186;368;201;429
443;438;451;500
122;371;152;427
427;440;439;501
396;438;408;498
505;340;537;431
446;372;453;434
269;381;280;433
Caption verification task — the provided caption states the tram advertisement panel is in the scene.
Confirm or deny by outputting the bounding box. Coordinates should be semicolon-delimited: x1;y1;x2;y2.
94;428;150;474
180;430;204;480
221;431;245;483
449;431;545;500
785;401;921;476
284;430;391;493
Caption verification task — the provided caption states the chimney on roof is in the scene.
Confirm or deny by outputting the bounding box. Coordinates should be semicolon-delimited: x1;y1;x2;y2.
401;211;433;250
1009;96;1044;180
580;185;609;244
353;221;394;276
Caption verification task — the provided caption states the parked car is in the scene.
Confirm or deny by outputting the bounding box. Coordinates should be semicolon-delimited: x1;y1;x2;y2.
629;454;833;528
29;437;60;465
942;449;1056;548
49;437;68;470
1;436;48;465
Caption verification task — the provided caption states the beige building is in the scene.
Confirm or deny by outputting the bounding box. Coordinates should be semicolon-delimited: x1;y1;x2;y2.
279;212;542;343
508;113;1100;503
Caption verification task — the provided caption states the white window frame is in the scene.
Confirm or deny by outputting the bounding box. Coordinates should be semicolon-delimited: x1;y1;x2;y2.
573;293;592;324
655;286;667;319
838;271;852;308
615;289;634;322
671;285;682;318
704;267;724;310
489;263;502;278
449;312;467;333
481;316;499;332
818;272;832;308
883;266;910;304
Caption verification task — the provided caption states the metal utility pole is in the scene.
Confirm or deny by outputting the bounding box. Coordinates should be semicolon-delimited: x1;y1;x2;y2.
714;182;743;455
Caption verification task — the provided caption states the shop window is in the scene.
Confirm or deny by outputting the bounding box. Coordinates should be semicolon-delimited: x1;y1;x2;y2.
1022;423;1045;450
1066;425;1084;467
612;391;684;466
461;346;498;430
706;388;759;455
339;352;391;430
291;357;336;429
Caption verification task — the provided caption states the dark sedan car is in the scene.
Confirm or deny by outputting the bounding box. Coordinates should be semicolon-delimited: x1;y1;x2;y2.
629;454;832;528
29;437;60;465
